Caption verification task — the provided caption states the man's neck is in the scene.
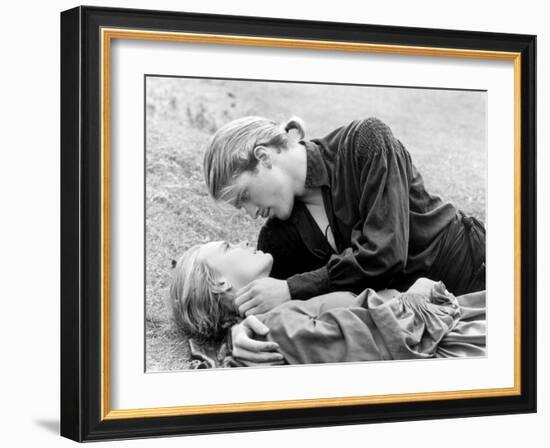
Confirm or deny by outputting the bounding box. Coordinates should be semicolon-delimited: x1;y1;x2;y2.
299;187;324;206
282;140;309;197
286;141;323;206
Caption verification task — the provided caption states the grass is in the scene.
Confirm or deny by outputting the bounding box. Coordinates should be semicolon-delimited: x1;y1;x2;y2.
145;76;486;371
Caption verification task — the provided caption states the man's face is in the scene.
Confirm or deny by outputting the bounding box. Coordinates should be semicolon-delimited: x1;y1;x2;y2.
230;155;296;221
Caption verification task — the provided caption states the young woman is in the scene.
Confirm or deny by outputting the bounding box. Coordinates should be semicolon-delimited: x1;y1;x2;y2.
170;240;486;367
203;115;486;362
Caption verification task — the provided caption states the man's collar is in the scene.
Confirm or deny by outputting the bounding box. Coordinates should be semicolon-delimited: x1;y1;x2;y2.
301;140;329;188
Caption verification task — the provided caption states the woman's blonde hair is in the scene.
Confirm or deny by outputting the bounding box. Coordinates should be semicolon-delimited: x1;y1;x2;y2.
170;244;238;342
203;116;305;204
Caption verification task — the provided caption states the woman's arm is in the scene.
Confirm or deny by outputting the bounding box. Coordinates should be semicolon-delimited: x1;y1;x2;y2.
259;293;390;364
259;282;466;364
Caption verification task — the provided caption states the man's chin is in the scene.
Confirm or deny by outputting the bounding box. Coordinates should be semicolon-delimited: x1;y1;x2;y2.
265;254;274;273
275;209;292;221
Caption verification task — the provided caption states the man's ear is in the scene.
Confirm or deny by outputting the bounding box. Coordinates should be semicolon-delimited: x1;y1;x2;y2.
253;146;272;168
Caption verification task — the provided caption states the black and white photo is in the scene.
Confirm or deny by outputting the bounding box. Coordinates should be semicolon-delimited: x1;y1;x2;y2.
145;76;487;371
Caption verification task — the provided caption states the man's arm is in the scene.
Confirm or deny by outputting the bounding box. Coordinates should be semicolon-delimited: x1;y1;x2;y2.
287;118;412;299
257;204;332;282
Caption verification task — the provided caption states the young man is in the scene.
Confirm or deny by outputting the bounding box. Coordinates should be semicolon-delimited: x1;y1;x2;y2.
203;116;486;364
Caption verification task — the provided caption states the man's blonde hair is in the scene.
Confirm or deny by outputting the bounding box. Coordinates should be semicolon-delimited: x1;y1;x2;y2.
203;116;305;204
170;244;238;342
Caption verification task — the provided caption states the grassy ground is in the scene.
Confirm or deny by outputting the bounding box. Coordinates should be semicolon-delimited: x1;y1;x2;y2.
145;77;486;372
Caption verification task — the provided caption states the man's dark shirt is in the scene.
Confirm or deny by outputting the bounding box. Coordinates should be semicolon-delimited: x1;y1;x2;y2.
257;117;458;299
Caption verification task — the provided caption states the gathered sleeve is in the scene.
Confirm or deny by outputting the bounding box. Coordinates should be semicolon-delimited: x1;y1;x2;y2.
367;281;462;359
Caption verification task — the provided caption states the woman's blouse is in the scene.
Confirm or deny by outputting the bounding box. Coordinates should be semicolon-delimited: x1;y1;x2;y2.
257;281;486;364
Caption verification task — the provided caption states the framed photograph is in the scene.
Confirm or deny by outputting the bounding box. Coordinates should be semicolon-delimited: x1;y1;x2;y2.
60;5;536;442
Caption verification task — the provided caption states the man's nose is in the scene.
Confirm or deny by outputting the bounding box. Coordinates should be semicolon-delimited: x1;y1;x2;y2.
243;203;258;219
238;241;250;248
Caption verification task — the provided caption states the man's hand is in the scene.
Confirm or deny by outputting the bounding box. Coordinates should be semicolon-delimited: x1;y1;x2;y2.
231;316;284;365
235;278;291;316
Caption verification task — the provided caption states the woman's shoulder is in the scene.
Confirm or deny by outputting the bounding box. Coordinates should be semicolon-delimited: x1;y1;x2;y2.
305;291;358;310
263;291;359;319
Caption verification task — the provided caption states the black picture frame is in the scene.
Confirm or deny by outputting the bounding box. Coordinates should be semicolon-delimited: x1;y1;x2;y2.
61;5;537;442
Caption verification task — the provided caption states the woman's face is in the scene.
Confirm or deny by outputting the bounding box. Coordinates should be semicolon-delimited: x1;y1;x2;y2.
230;147;296;221
198;241;273;292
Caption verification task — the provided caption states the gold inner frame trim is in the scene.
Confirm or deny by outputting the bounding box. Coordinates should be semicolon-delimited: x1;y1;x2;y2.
100;27;522;421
